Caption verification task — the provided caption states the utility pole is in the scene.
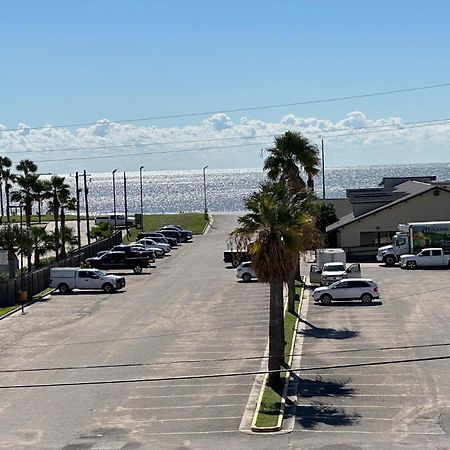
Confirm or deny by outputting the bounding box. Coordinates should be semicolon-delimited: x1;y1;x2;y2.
321;139;326;200
123;172;128;236
75;172;81;251
83;170;91;245
112;169;117;231
139;166;144;230
203;165;208;220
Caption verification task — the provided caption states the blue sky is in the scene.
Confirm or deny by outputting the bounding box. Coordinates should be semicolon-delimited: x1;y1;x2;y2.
1;1;450;172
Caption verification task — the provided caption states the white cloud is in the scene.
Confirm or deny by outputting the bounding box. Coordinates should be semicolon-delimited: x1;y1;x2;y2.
0;111;448;172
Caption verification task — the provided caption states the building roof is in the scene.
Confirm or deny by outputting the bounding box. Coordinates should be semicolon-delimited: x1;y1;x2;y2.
326;185;450;232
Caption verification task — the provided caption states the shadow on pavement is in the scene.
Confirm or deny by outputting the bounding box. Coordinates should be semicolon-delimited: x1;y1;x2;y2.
299;326;359;340
286;374;360;429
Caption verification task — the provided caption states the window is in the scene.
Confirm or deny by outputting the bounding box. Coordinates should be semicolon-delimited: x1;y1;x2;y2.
422;250;431;257
78;271;90;278
432;250;441;256
347;281;370;288
336;281;348;288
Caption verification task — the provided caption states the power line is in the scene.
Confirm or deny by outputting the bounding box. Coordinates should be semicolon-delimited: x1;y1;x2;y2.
1;82;450;133
1;341;449;375
3;116;450;163
0;353;449;390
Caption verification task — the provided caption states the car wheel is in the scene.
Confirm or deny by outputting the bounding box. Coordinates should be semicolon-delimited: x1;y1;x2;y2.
58;283;70;294
406;261;417;270
232;259;240;268
242;273;252;282
384;255;396;266
320;294;332;305
133;265;143;274
361;293;373;304
127;222;134;228
102;283;113;293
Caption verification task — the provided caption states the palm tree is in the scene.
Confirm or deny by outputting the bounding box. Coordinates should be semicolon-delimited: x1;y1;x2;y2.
0;156;12;222
33;179;49;224
264;131;321;192
264;131;322;310
46;175;71;259
0;224;22;278
59;194;77;259
232;181;314;388
29;226;53;269
2;169;17;223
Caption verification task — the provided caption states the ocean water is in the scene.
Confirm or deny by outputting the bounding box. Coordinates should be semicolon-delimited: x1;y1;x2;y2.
63;163;450;215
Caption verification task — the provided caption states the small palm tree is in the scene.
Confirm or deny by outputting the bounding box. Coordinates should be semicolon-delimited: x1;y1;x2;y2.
0;224;22;278
59;195;76;259
232;181;314;388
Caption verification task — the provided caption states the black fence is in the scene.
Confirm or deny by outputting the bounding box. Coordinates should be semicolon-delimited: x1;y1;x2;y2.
0;231;122;307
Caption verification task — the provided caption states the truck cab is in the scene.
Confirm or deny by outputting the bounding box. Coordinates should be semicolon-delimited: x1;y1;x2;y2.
310;262;361;285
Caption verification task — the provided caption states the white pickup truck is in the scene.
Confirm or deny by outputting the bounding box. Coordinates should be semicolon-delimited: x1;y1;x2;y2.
399;248;450;269
49;268;126;293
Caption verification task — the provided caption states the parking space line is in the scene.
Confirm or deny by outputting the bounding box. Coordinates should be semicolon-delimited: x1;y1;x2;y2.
133;383;253;389
118;403;246;410
293;429;445;435
294;404;403;408
111;416;241;423
128;393;248;399
130;430;237;435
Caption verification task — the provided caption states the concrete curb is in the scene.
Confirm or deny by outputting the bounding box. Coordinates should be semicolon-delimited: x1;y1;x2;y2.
202;214;214;235
249;279;306;433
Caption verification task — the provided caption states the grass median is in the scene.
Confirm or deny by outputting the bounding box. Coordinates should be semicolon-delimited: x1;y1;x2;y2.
0;305;21;318
123;213;208;243
253;279;304;430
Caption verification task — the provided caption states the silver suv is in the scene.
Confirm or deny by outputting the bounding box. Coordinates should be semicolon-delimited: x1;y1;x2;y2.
236;261;257;282
313;278;379;305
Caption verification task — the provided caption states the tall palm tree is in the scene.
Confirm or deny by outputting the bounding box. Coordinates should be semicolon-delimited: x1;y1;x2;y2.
264;131;321;191
46;175;71;259
59;194;77;259
232;181;314;388
264;131;322;310
1;168;16;223
0;156;12;222
0;224;22;278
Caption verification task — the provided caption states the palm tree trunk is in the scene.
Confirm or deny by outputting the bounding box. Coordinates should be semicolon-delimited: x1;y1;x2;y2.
5;186;11;223
0;179;3;222
34;248;40;269
287;274;296;313
268;280;285;389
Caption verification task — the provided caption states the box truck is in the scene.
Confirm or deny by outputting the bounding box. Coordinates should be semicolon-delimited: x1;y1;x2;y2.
377;221;450;266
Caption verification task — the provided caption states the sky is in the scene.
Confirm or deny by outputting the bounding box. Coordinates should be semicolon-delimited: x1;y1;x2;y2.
1;0;450;174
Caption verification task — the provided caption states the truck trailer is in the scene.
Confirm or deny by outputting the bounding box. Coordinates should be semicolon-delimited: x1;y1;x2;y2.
377;221;450;266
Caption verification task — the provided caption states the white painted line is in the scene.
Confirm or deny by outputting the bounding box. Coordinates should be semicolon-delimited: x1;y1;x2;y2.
132;383;253;389
293;429;445;435
113;416;241;423
294;404;403;408
118;403;246;411
130;430;237;435
299;373;418;376
128;393;247;399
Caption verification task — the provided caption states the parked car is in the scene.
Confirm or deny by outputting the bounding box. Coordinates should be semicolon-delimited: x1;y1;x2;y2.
160;226;192;242
236;261;257;282
136;232;177;247
137;238;171;253
49;267;125;293
131;242;164;258
224;249;251;268
94;214;135;228
310;262;361;285
400;248;450;269
96;250;110;258
157;229;182;243
85;251;150;274
313;278;379;305
111;244;155;262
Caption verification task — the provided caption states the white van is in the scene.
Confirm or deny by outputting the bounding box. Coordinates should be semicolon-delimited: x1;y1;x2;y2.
95;214;135;228
49;268;125;293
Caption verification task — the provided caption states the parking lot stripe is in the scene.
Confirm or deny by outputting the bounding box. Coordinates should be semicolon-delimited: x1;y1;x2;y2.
128;393;248;399
132;383;253;389
118;403;246;410
293;429;445;435
130;430;237;435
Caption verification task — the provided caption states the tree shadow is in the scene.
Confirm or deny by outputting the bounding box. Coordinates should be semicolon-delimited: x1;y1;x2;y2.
299;326;359;340
286;374;360;429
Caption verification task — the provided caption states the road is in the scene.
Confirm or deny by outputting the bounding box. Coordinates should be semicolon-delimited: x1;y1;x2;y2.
0;214;272;449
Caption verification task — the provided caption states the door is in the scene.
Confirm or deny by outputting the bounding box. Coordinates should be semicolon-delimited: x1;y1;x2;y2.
77;270;93;289
330;280;349;299
417;249;433;267
309;265;322;284
346;263;361;278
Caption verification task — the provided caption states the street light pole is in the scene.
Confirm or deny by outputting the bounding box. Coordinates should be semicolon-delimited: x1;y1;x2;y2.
139;166;144;230
83;170;91;245
203;165;208;220
321;139;326;200
75;172;81;252
112;169;117;231
123;172;128;236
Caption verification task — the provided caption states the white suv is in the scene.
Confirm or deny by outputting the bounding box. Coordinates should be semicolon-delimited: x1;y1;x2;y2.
313;278;379;305
236;261;257;282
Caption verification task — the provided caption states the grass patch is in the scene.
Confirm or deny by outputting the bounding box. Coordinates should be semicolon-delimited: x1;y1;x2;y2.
123;213;208;243
32;287;55;300
253;281;304;429
0;305;20;318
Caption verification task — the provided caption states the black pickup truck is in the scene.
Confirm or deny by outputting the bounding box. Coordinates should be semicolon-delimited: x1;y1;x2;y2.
223;250;251;267
85;251;150;274
111;244;155;262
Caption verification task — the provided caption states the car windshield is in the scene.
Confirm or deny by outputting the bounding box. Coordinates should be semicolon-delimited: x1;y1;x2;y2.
329;280;342;288
324;264;345;272
95;270;107;276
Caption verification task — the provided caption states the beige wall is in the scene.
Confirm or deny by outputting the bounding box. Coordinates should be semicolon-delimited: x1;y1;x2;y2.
336;189;450;247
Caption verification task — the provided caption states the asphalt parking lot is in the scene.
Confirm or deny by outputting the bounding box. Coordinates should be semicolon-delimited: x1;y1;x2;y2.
288;262;450;447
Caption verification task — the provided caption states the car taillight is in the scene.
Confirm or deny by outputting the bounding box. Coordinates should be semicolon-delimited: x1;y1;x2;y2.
373;287;378;292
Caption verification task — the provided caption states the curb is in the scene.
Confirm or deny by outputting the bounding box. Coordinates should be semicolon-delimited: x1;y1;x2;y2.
250;279;305;433
202;214;214;235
